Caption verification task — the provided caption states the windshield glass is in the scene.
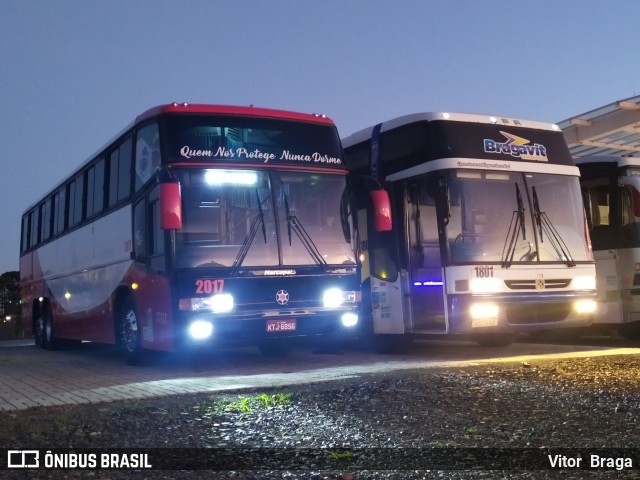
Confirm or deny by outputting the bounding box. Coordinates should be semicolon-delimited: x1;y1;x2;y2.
444;170;591;265
275;171;355;266
174;168;355;269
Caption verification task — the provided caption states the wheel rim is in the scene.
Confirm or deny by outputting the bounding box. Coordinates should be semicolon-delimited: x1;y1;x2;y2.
44;316;53;343
121;309;138;353
34;316;45;345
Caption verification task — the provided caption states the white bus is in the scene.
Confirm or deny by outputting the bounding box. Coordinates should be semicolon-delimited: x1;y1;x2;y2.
342;112;597;350
576;155;640;338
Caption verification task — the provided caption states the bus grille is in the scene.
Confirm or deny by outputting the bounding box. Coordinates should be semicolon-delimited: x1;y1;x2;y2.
506;303;571;324
504;279;571;290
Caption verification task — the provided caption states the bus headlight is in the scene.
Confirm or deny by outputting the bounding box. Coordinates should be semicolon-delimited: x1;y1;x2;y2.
341;313;358;327
323;288;356;308
572;276;596;290
469;277;503;293
188;320;213;340
574;299;597;314
179;293;235;313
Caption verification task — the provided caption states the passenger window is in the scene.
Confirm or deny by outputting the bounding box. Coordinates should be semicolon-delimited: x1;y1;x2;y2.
21;215;28;252
86;158;105;218
53;188;66;235
108;137;133;207
581;180;613;250
39;199;52;242
29;209;39;248
68;174;84;227
135;123;161;192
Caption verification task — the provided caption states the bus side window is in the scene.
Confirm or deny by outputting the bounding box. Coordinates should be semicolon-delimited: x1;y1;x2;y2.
86;158;105;219
20;215;29;253
582;182;614;251
108;137;133;207
52;188;66;235
40;198;52;242
135;123;161;192
67;173;84;228
149;191;166;272
620;185;640;247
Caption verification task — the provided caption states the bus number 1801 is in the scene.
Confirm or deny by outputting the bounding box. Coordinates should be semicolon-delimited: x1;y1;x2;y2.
474;266;494;278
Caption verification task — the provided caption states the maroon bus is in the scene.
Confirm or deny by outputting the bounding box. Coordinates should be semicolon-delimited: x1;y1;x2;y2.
20;104;361;364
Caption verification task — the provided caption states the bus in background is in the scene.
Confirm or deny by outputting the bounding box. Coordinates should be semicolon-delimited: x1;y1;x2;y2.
342;112;597;350
576;155;640;339
20;103;360;364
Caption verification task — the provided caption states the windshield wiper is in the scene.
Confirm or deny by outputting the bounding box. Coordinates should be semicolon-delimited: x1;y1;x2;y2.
532;186;576;267
501;183;527;268
283;190;327;269
231;190;268;273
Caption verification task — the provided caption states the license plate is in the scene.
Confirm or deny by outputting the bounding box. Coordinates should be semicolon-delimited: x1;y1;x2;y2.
266;319;297;332
471;317;499;328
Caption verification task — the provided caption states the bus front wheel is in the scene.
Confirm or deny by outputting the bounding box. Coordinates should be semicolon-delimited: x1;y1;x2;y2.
118;299;145;365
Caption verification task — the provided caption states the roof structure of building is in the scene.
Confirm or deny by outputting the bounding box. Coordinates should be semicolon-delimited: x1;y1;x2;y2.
558;95;640;157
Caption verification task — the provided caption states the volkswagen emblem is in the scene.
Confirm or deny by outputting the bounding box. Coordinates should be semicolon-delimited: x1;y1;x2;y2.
276;290;289;305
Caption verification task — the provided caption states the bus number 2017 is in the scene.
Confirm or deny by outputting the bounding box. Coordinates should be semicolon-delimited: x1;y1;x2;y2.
195;279;225;294
474;266;494;278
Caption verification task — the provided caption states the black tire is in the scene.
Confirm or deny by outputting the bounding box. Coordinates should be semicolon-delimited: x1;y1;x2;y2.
473;333;517;347
42;310;58;350
117;298;145;365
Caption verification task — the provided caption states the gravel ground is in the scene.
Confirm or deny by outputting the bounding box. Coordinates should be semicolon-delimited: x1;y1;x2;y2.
2;353;640;479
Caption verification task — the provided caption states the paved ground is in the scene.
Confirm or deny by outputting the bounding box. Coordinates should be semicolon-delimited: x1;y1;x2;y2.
2;338;639;411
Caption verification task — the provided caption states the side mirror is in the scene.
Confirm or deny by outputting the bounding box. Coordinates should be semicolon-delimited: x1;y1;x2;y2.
159;182;182;230
370;189;392;232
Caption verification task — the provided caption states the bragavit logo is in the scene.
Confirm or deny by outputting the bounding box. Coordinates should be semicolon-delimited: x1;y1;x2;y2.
484;131;548;162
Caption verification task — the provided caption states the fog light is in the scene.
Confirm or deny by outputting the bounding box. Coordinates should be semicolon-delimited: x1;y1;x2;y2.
574;299;597;314
470;302;499;320
341;313;358;327
189;320;213;340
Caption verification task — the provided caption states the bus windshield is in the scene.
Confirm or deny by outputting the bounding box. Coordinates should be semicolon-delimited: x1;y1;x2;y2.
443;170;591;265
174;168;355;269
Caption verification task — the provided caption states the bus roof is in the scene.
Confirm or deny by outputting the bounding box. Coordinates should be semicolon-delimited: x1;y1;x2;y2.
135;103;336;126
574;155;640;167
342;112;561;148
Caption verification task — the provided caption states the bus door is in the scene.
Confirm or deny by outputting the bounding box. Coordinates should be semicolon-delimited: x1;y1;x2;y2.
593;250;623;324
406;180;446;332
582;175;624;324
